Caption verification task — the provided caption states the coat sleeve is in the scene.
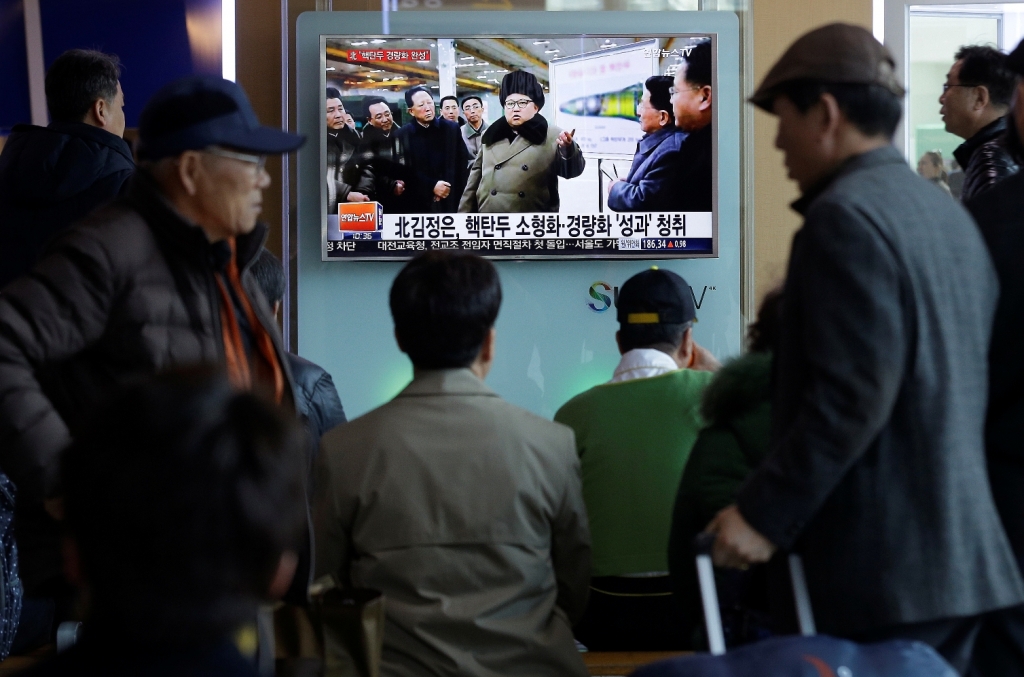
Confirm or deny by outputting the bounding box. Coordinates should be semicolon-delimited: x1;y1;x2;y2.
452;129;472;204
313;437;354;586
459;149;483;213
736;201;906;550
608;146;677;212
0;227;118;503
550;426;592;624
555;141;586;180
309;371;347;442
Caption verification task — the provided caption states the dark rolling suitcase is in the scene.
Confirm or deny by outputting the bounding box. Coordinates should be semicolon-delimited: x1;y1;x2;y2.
631;535;958;677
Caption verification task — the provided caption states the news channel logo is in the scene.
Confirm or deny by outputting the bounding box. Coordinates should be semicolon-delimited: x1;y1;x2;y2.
587;281;713;313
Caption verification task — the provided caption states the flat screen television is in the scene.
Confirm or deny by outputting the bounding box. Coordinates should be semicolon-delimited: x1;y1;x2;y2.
320;33;719;260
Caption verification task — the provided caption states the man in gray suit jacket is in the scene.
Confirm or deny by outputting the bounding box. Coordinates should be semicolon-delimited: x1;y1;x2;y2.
314;252;591;677
707;24;1024;674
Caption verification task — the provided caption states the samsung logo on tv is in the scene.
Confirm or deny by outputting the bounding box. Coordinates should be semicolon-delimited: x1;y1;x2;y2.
587;281;713;313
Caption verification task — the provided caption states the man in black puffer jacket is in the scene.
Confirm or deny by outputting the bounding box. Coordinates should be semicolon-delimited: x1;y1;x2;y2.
939;46;1019;201
0;49;134;288
0;76;304;629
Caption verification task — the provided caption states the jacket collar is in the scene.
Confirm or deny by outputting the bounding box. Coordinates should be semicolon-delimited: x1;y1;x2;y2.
12;121;135;165
463;119;488;139
397;368;499;398
791;145;905;215
953;116;1009;170
610;348;679;383
482;114;548;147
639;126;678;153
126;170;268;270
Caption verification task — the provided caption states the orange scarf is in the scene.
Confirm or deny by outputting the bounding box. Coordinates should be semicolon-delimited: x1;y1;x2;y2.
215;239;285;404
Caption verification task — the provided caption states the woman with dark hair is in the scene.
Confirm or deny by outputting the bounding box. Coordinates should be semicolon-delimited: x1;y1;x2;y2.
666;288;782;649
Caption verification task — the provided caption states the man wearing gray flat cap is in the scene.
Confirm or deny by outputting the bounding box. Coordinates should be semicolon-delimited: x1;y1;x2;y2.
705;23;1023;673
0;76;306;626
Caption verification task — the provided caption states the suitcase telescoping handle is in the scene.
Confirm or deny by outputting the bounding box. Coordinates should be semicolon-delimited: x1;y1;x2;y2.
694;533;817;655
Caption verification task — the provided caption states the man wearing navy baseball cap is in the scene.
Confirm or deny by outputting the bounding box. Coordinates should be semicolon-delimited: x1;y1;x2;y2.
0;76;306;630
555;267;719;651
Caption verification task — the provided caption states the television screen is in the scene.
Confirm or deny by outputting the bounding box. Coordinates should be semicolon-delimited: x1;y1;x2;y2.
321;34;717;260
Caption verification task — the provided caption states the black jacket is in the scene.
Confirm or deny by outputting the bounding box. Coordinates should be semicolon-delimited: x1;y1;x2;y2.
0;123;134;288
398;118;470;213
737;147;1024;635
287;353;346;448
953;116;1019;202
353;127;408;213
966;173;1024;570
326;127;374;215
0;171;295;593
675;124;713;212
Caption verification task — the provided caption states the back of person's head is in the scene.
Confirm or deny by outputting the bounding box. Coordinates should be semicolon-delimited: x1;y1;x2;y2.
62;369;306;644
955;45;1015;108
645;75;675;124
682;40;712;87
390;252;501;369
776;79;903;139
251;248;286;307
45;49;121;124
747;287;783;353
616;268;696;352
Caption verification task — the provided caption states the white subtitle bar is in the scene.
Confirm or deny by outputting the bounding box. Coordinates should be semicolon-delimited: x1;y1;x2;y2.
371;212;713;240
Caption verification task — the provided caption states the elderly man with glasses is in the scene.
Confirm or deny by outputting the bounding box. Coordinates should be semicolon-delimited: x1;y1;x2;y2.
460;70;584;213
0;76;305;629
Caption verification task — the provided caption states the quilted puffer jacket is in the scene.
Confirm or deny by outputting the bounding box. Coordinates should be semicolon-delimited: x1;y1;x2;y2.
0;170;295;593
953;116;1019;202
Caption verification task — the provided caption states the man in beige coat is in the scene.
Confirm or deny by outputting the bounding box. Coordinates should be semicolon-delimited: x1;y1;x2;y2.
459;71;585;213
314;252;591;677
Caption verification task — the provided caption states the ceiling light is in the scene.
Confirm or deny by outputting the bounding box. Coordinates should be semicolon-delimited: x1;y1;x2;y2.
350;41;368;46
326;67;336;71
460;56;474;60
370;39;386;44
533;40;549;45
478;75;488;79
544;49;560;53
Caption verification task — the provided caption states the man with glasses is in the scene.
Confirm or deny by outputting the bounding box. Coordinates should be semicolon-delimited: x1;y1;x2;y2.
399;86;470;213
939;45;1018;202
460;95;489;159
670;39;714;212
0;77;305;630
460;70;584;213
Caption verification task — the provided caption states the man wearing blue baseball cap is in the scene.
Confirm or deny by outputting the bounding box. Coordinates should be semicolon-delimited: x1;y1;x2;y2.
0;76;306;635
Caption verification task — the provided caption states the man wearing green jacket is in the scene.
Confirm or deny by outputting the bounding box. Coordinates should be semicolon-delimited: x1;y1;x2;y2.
555;267;718;650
